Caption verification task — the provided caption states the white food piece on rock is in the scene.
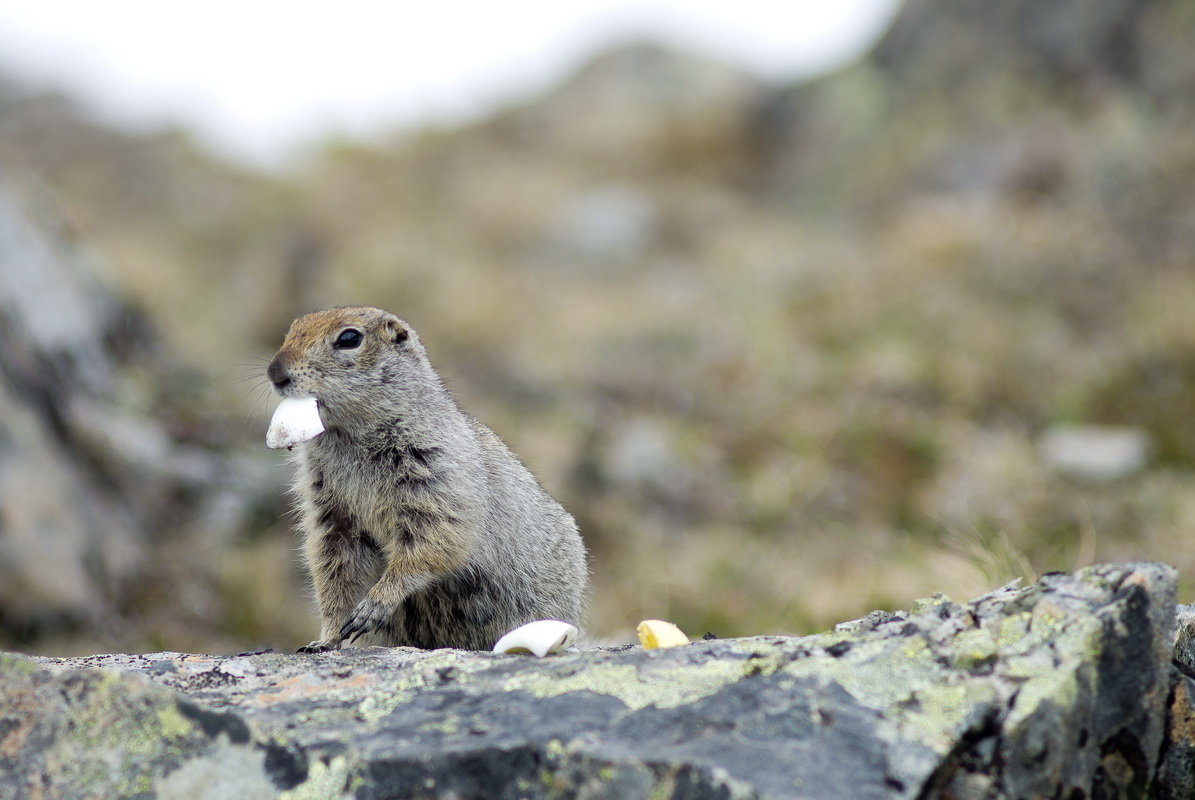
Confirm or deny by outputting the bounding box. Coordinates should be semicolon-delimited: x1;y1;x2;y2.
266;396;326;449
492;619;578;657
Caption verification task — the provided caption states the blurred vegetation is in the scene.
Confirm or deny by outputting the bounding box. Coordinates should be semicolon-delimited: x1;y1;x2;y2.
3;0;1195;653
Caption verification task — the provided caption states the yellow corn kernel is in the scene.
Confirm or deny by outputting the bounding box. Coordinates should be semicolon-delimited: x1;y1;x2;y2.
637;619;690;649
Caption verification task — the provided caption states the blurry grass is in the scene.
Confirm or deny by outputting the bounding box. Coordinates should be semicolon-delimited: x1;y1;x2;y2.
935;524;1037;589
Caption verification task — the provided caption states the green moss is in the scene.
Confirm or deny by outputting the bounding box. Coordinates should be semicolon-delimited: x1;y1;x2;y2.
646;773;677;800
950;628;998;670
0;652;39;677
355;691;410;725
1005;667;1081;730
781;636;939;706
1028;598;1068;638
415;713;462;737
500;641;797;710
155;703;195;740
909;594;952;615
48;671;202;797
996;612;1033;649
897;682;1003;754
280;755;352;800
536;742;573;795
505;661;673;710
776;628;1013;757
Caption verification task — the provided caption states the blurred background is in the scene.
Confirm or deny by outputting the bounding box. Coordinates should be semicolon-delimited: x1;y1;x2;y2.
1;0;1193;656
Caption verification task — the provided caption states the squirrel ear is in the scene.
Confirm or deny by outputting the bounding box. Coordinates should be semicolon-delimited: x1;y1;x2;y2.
382;317;410;344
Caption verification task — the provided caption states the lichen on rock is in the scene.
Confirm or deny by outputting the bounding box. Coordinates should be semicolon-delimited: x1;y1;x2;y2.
0;562;1181;799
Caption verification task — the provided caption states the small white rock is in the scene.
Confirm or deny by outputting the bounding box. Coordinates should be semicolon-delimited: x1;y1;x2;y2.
266;396;326;449
1038;425;1152;482
492;620;577;657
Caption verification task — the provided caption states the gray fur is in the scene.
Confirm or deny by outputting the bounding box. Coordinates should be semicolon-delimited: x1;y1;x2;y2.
267;306;588;652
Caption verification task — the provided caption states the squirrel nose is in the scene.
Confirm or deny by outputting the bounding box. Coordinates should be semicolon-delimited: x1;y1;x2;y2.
267;357;292;391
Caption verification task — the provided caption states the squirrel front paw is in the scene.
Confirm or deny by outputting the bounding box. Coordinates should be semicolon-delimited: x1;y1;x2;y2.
338;597;391;643
297;639;340;654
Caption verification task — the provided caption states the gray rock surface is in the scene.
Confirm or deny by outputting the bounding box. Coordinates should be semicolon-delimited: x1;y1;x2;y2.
0;562;1180;799
1155;604;1195;800
0;182;147;627
874;0;1155;84
0;181;285;641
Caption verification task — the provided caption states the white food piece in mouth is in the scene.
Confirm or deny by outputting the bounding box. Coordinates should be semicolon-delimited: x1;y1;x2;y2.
491;619;578;657
266;396;326;449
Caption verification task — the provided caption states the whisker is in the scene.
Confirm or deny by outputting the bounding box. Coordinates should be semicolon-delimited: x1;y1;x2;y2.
237;346;274;363
245;381;275;425
240;379;269;403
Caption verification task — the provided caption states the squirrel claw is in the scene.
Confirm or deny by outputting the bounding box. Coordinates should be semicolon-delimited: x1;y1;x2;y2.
338;598;390;643
297;640;339;654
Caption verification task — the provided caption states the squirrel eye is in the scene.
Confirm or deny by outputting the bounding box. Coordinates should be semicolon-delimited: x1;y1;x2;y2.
333;328;363;350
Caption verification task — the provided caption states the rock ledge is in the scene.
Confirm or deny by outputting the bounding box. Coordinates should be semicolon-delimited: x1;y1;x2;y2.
0;562;1186;799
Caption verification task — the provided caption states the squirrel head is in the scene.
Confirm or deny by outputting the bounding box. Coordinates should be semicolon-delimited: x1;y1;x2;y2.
267;306;434;429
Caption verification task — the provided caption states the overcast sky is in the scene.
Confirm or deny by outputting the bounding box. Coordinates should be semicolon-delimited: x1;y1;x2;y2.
0;1;901;166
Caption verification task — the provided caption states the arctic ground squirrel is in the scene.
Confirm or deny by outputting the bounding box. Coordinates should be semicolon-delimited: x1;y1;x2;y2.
266;306;588;652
